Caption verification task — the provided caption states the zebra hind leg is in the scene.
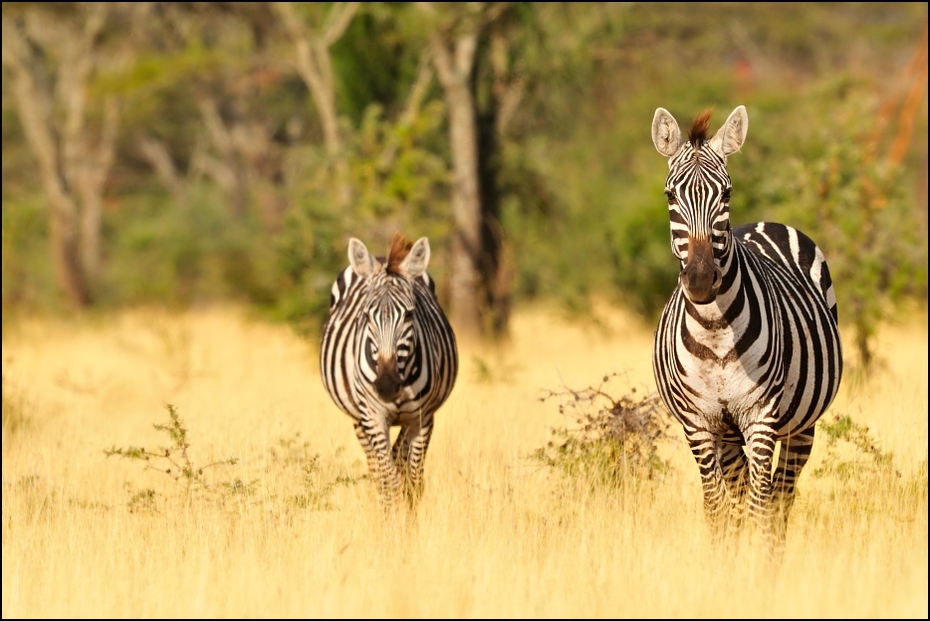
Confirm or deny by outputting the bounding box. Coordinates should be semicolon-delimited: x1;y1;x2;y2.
393;416;434;509
745;425;780;557
772;426;816;546
719;443;749;539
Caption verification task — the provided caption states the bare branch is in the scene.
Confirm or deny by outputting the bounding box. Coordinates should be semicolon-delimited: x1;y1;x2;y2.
379;49;436;169
82;2;109;44
137;133;186;206
402;49;435;126
1;16;69;211
321;1;361;47
196;95;235;158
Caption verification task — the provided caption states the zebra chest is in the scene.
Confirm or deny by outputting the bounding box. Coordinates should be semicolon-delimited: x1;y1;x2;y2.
675;314;777;418
685;361;771;420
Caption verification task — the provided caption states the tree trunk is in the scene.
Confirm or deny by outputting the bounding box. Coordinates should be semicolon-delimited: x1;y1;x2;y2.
430;32;484;341
2;13;91;306
477;100;510;337
50;197;91;307
2;5;122;306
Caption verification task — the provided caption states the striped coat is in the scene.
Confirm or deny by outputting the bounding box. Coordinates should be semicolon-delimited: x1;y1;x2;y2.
320;234;458;509
651;106;843;550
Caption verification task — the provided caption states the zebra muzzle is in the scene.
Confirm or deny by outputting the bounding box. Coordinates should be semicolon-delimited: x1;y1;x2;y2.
681;236;721;304
374;357;402;402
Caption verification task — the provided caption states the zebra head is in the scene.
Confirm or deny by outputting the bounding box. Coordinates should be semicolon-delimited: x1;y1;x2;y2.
652;105;748;304
347;235;431;403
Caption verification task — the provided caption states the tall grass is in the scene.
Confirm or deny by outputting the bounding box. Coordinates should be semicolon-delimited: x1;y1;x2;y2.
2;303;927;617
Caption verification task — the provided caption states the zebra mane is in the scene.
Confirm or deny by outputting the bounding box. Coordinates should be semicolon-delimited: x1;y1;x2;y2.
689;108;714;148
385;232;413;275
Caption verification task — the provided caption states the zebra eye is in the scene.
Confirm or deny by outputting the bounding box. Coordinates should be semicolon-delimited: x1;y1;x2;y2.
722;188;732;201
665;190;677;206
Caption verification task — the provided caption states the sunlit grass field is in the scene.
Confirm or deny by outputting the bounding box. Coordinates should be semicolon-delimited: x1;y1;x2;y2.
2;303;927;618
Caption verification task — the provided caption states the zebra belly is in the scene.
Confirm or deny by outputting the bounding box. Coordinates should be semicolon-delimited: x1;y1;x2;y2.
682;357;778;435
340;381;436;429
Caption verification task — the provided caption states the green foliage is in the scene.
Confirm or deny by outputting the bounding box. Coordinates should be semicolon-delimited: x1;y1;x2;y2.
272;98;453;332
1;194;59;315
101;186;279;309
812;412;899;480
533;373;673;487
1;2;926;358
742;88;928;369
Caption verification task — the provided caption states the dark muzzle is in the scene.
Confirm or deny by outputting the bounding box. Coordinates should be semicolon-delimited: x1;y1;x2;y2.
680;236;721;304
374;357;402;402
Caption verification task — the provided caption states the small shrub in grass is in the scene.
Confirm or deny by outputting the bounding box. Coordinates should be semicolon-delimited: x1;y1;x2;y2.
268;433;365;512
813;412;900;480
105;404;252;507
534;373;673;486
803;413;919;525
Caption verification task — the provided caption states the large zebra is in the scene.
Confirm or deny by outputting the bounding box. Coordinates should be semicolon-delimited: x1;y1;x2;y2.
650;106;843;550
320;233;458;509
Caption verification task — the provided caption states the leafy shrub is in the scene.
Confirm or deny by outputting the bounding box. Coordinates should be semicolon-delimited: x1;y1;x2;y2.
534;373;673;486
813;412;899;480
104;405;363;513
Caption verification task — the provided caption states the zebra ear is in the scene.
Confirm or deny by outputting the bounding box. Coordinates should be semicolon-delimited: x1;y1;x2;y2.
652;107;683;158
709;105;748;157
400;237;430;278
348;237;380;277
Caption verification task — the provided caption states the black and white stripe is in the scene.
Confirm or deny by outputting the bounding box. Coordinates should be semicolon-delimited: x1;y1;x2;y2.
320;236;458;509
651;106;843;549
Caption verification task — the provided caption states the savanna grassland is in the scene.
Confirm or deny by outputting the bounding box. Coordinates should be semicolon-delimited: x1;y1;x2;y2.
2;304;927;618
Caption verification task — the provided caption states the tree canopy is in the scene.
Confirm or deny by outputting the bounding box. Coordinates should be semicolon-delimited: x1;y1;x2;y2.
2;2;927;368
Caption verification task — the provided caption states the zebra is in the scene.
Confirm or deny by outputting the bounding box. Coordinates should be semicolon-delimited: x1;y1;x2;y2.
320;233;458;509
650;105;843;550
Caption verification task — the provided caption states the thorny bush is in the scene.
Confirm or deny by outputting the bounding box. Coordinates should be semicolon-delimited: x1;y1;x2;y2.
534;372;673;486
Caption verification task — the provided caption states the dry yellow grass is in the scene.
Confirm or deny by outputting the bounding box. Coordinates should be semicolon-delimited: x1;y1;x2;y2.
2;303;927;618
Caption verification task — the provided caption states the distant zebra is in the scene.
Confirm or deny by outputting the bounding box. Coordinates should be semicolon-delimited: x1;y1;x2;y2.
650;106;843;550
320;233;458;509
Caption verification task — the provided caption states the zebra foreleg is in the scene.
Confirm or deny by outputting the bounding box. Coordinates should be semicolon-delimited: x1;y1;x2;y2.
772;425;815;544
354;418;403;509
392;414;434;508
391;425;411;471
390;425;414;498
745;424;778;554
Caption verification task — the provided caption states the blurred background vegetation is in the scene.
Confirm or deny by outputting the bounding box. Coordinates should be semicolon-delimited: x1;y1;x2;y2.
2;2;927;370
